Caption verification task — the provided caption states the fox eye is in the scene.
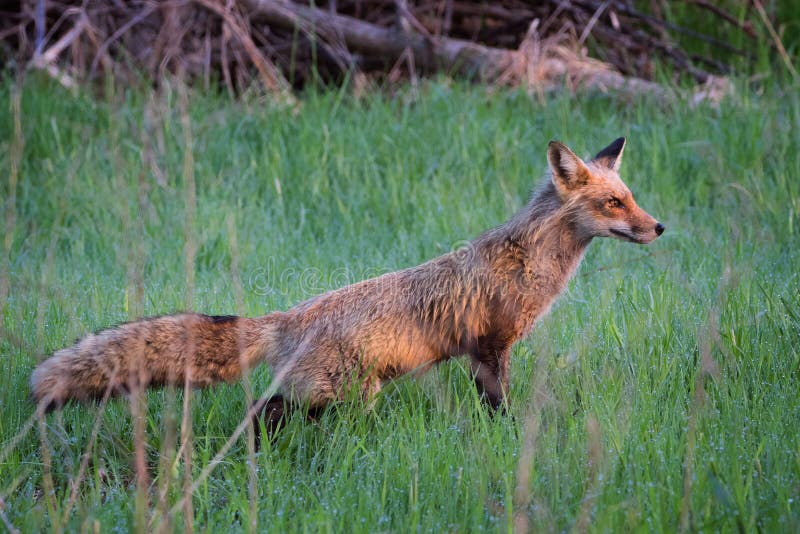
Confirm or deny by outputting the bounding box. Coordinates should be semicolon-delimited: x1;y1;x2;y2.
607;197;623;209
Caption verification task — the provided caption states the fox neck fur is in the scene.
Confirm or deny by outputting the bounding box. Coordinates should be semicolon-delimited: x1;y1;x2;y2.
420;179;589;358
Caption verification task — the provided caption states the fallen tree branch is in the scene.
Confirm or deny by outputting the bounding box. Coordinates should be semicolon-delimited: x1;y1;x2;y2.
241;0;516;80
240;0;676;103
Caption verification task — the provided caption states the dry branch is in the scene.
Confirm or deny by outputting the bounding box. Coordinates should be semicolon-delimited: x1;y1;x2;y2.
242;0;516;80
242;0;677;101
195;0;292;96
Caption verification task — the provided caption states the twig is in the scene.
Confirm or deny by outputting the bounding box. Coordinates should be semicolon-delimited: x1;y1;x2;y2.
440;0;453;37
220;2;235;97
617;0;750;57
36;412;59;532
34;0;45;54
60;386;115;525
395;0;434;42
580;0;749;57
752;0;798;80
680;266;729;532
27;12;86;88
577;0;610;47
90;4;157;76
682;0;756;38
178;74;197;534
161;372;291;525
511;362;549;533
31;13;87;67
159;325;339;529
450;2;534;23
194;0;293;96
227;215;258;534
107;77;150;531
628;27;711;82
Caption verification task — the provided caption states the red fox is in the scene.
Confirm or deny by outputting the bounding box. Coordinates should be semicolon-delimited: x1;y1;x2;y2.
31;138;663;428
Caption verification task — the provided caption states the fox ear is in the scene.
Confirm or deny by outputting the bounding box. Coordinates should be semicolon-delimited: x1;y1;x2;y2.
548;141;591;196
593;137;626;172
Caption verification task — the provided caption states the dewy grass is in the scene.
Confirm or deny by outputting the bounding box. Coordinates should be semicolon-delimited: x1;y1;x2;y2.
1;76;799;532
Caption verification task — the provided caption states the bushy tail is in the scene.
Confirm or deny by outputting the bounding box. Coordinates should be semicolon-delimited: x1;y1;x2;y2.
30;312;283;412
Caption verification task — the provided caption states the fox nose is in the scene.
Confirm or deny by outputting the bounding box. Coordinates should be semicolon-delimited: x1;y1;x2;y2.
655;222;665;236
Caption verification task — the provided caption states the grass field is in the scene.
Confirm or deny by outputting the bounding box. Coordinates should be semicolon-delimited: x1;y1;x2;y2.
1;77;799;532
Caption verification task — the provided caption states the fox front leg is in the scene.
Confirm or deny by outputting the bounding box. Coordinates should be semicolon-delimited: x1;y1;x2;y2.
469;345;511;413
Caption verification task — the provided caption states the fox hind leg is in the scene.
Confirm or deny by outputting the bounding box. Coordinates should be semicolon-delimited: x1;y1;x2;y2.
251;395;286;450
251;395;288;445
250;395;329;450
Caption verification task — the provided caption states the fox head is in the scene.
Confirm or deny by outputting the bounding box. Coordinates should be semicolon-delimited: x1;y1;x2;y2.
547;137;664;244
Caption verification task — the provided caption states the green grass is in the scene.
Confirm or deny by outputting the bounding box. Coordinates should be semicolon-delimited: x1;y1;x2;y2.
1;76;799;532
